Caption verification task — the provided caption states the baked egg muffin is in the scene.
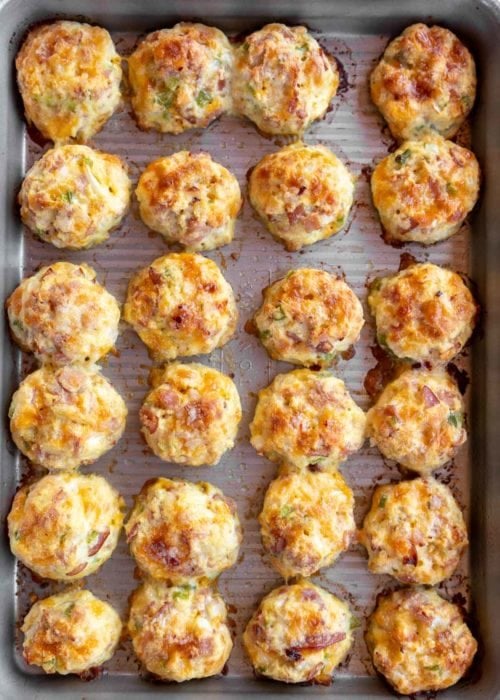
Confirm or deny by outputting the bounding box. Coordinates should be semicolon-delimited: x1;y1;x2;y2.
19;145;131;249
360;477;468;585
243;580;353;684
128;579;232;681
366;587;477;695
366;368;466;473
9;365;127;470
128;23;233;134
253;268;364;367
368;262;477;363
136;151;242;252
248;143;354;251
6;262;120;365
125;477;241;582
123;252;238;362
259;470;355;579
22;589;122;675
140;363;241;467
371;136;480;245
233;24;339;135
16;21;122;143
8;471;124;580
370;23;476;141
250;369;366;470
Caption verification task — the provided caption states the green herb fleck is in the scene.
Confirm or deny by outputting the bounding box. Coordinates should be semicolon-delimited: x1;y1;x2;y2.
377;333;389;350
82;156;93;168
296;43;309;53
308;456;325;465
11;319;24;333
350;616;361;630
87;529;98;544
370;277;383;293
259;329;271;341
378;495;387;509
156;77;180;111
424;664;441;672
272;305;286;321
64;602;75;618
461;94;472;109
173;584;195;600
62;190;74;204
196;89;212;108
446;182;458;196
280;505;295;518
395;149;412;168
448;411;463;428
322;352;336;363
336;214;345;226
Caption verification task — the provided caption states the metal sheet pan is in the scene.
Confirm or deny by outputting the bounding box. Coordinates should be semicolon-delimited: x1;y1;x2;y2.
0;0;499;697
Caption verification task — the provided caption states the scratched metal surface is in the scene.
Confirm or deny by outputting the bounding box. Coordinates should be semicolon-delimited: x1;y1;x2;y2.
11;24;474;692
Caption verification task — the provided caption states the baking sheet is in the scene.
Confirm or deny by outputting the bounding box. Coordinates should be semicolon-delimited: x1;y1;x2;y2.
1;1;500;697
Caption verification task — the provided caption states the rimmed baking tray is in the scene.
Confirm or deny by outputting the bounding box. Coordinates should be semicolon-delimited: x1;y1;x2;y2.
0;0;499;697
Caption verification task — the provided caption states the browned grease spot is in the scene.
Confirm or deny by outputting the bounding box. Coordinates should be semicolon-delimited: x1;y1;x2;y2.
244;318;258;335
26;123;50;148
79;666;103;682
399;252;418;271
363;345;399;400
446;363;470;395
360;164;373;182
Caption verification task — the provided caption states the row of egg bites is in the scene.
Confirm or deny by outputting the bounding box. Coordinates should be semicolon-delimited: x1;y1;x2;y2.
9;14;480;696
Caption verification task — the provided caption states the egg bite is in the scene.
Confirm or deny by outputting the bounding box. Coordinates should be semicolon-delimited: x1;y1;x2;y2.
368;262;477;363
128;579;232;681
250;369;366;470
123;252;238;362
233;24;339;135
8;471;124;580
365;367;466;473
259;469;355;579
371;136;480;245
128;23;233;134
248;143;354;251
9;365;127;470
19;145;131;249
16;20;122;143
125;478;242;582
366;587;477;695
6;262;120;365
136;151;242;252
140;363;241;467
370;23;476;141
360;476;468;584
253;268;364;367
22;589;122;675
243;580;353;684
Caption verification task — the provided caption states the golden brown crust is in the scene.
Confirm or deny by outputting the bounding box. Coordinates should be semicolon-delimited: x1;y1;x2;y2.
125;478;242;582
233;24;339;135
123;253;238;362
365;368;466;473
8;365;127;470
8;472;124;580
243;581;353;683
371;136;480;245
248;143;353;251
22;589;122;674
6;262;120;365
136;151;241;252
360;477;468;584
366;587;477;694
250;369;366;470
128;579;232;681
253;268;363;366
370;23;476;140
259;470;355;578
19;145;130;249
140;363;241;467
16;21;122;143
368;262;477;363
128;23;233;134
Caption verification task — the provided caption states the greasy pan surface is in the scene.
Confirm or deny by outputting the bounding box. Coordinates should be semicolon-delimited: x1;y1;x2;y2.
0;0;499;697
